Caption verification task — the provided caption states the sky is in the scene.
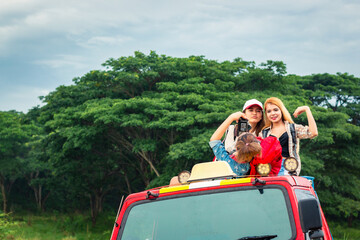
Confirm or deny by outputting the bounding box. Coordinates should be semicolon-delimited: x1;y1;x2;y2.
1;0;359;113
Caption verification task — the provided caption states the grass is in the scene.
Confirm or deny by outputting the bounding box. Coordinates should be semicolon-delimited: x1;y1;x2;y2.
2;212;113;240
328;221;360;240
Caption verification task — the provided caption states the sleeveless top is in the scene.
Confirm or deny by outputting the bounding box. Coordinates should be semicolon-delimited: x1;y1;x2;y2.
278;132;290;157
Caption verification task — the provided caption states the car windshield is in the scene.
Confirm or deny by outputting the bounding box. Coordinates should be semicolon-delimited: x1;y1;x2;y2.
119;187;293;240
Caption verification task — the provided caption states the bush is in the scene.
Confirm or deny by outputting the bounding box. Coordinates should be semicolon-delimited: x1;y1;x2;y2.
0;212;18;239
329;221;360;240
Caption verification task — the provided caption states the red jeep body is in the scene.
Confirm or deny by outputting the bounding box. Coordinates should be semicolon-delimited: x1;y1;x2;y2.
110;174;332;240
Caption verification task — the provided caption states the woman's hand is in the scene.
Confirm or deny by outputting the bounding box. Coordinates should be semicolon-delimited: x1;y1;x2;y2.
210;111;247;141
293;106;318;138
293;106;309;118
230;111;247;122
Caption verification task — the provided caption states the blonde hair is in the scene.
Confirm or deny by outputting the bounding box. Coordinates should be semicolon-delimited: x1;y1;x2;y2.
263;97;294;129
235;133;262;163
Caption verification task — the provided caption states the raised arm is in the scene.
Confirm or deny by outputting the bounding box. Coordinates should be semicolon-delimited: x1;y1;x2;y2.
210;112;246;141
293;106;318;137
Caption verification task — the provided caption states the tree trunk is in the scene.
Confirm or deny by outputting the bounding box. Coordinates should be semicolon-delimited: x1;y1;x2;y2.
108;128;161;178
124;173;132;194
25;171;49;211
41;191;51;211
138;151;160;177
32;184;45;211
139;159;150;186
347;215;353;227
0;181;7;214
89;193;104;227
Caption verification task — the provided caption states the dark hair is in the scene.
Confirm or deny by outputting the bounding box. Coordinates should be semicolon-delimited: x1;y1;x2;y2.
235;133;262;163
243;108;265;136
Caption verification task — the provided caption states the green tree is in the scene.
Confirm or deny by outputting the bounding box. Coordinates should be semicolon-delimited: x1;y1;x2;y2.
298;73;360;125
16;51;359;227
34;52;260;222
21;135;52;211
0;111;37;213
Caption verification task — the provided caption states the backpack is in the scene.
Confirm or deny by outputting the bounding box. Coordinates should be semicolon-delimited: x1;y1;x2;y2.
224;124;239;154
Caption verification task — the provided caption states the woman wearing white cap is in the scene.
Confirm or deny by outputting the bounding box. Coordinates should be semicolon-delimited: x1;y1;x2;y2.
216;99;264;155
241;99;265;136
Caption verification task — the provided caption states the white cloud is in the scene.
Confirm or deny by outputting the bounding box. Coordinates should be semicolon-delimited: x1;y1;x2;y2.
0;0;360;112
33;54;88;69
0;0;42;15
76;36;133;49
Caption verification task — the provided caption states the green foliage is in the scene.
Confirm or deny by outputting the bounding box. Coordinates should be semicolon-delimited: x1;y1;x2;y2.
1;51;359;228
0;212;18;239
298;72;360;125
2;212;109;240
0;111;42;213
329;221;360;240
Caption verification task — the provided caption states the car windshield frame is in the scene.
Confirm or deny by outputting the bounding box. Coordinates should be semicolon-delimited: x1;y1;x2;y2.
117;185;296;240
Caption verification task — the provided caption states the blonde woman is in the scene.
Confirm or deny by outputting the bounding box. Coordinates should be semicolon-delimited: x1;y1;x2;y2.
261;97;318;175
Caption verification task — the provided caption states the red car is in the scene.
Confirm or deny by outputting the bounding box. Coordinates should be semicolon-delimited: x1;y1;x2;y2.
110;161;332;240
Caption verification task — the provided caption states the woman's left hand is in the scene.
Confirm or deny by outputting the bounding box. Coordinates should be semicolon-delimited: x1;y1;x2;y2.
293;106;309;118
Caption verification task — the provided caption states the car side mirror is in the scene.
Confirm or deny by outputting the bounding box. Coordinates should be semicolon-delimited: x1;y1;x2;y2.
298;198;324;239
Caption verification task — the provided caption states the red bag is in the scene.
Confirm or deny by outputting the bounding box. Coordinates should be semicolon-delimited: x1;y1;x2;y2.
249;136;282;176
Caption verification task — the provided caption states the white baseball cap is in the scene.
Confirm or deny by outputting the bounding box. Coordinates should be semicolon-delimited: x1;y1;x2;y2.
242;99;263;111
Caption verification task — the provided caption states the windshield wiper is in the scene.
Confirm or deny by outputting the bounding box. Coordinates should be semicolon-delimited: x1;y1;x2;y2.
237;234;277;240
